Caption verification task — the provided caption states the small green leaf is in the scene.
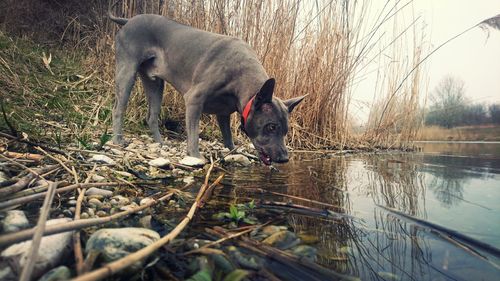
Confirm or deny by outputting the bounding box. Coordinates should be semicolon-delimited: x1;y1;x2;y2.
188;269;212;281
223;269;250;281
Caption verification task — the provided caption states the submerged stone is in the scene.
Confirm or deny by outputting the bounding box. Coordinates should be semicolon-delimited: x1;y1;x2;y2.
37;266;71;281
290;245;318;262
262;230;300;250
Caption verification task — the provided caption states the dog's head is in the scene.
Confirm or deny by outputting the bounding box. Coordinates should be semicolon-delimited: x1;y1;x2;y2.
242;78;306;165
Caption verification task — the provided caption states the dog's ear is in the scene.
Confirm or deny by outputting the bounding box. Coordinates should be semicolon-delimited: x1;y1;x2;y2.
255;78;275;108
283;95;307;113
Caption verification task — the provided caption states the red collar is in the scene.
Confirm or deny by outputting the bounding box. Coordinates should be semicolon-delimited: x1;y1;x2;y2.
242;96;255;125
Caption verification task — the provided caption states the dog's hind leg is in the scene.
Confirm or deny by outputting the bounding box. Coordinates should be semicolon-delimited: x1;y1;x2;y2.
112;60;137;145
140;73;164;144
216;114;235;149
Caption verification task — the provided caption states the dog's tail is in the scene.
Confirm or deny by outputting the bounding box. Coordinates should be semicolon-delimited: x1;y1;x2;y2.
108;0;129;26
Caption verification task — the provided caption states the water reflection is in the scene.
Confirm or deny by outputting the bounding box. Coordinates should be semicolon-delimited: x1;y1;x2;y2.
223;145;500;280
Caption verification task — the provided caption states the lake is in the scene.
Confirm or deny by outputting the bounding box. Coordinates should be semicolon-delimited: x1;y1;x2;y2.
220;142;500;280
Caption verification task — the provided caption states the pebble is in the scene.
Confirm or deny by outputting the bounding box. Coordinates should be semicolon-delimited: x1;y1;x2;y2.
140;198;155;206
37;265;71;281
139;215;152;228
91;174;106;182
90;154;115;165
114;171;134;178
110;148;124;155
148;157;171;168
183;176;195;185
85;228;160;272
85;187;113;198
224;154;251;166
80;212;89;219
96;210;107;217
88;198;103;208
68;199;78;206
120;202;139;212
1;218;73;278
1;210;29;233
110;195;130;207
180;156;206;167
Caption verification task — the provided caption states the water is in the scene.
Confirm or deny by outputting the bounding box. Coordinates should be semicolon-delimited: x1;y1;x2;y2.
223;142;500;280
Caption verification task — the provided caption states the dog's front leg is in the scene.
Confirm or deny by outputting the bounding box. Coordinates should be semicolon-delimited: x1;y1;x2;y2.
185;102;203;158
216;114;235;150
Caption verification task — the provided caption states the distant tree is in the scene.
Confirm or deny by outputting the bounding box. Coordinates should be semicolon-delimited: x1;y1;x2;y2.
425;75;467;128
462;104;488;125
490;104;500;124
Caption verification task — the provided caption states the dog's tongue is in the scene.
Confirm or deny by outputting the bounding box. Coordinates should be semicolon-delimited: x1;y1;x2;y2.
259;152;272;165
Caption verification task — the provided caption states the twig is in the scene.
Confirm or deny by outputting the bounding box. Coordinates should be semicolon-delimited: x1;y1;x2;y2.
74;164;96;276
35;146;73;176
259;200;357;221
2;151;44;161
19;182;58;281
0;132;67;156
199;173;224;208
0;185;174;247
0;182;119;210
0;164;58;197
71;165;221;281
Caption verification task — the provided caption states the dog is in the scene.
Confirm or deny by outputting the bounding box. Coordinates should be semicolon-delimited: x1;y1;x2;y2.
109;7;305;165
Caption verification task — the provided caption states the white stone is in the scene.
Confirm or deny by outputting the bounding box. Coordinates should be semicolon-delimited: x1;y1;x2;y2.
148;157;171;168
224;154;251;166
90;154;115;165
182;176;195;185
110;148;124;155
180;156;206;167
1;210;29;233
85;187;113;197
1;218;73;278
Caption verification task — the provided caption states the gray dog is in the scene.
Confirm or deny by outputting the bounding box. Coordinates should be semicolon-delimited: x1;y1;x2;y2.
109;9;305;165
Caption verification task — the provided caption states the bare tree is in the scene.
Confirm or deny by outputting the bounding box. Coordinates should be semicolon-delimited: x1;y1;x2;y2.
426;75;467;128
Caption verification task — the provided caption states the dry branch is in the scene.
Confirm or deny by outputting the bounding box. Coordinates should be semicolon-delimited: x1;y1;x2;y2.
0;182;119;210
19;182;58;281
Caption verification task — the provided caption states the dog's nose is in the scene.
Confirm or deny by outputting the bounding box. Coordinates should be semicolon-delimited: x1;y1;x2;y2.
274;155;289;163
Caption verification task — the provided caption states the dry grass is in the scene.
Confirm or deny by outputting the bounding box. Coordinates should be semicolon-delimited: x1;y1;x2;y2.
416;125;500;141
0;0;427;150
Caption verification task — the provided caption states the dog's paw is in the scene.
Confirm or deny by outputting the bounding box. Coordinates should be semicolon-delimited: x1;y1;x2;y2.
112;135;125;146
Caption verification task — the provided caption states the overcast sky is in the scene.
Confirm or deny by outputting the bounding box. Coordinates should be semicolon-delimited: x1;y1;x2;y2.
351;0;500;122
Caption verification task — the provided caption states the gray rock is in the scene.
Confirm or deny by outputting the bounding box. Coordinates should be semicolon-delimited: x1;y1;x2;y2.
139;215;152;228
262;230;301;250
182;176;195;185
114;171;134;178
148;157;171;168
180;156;206;167
224;154;251;166
110;195;130;207
1;218;73;278
1;210;29;233
68;199;78;206
85;187;113;198
37;266;71;281
85;228;160;272
90;154;115;165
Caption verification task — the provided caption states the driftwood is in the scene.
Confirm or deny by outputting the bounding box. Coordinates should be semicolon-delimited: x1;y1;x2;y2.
71;162;222;281
19;182;58;281
0;182;120;210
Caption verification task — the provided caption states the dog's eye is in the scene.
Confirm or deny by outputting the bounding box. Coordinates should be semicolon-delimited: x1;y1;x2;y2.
266;124;277;133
